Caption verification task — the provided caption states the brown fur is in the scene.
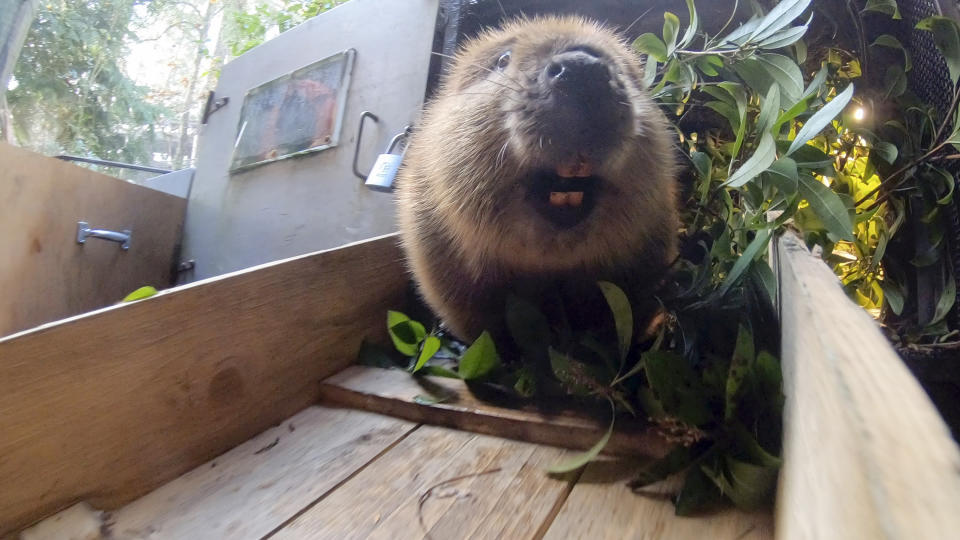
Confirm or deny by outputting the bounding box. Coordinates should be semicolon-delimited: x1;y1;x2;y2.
396;16;679;341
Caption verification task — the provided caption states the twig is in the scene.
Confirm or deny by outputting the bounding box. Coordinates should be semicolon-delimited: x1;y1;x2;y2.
417;468;502;538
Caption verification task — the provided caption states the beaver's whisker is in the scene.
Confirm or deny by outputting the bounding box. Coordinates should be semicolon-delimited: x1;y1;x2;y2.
496;140;509;169
452;92;523;105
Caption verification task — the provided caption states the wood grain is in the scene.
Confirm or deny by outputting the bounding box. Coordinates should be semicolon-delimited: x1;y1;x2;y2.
775;232;960;540
0;142;187;336
0;234;407;536
107;407;417;539
319;365;672;457
271;425;575;540
544;465;773;540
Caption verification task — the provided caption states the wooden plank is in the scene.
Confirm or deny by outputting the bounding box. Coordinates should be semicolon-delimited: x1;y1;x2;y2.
0;234;406;536
775;232;960;540
271;425;574;539
320;365;672;458
0;142;188;336
106;407;417;539
544;464;773;540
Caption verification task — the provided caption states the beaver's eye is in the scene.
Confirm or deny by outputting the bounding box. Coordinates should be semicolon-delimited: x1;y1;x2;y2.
496;51;511;71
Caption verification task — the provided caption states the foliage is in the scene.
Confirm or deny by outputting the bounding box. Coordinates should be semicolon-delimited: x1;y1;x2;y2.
366;0;960;513
6;0;165;165
225;0;350;57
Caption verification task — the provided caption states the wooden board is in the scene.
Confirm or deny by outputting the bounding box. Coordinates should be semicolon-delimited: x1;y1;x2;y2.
0;142;188;336
320;365;672;458
106;407;417;539
774;232;960;540
0;234;407;536
544;464;773;540
271;425;575;539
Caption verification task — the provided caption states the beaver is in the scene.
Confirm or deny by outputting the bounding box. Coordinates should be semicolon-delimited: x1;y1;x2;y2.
396;16;679;343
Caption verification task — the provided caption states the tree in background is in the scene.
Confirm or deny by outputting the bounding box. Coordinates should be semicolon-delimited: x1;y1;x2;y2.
225;0;349;57
3;0;349;173
6;0;164;166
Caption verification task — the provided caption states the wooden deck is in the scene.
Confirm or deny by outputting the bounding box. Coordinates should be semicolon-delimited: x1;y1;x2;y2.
25;405;771;540
8;233;960;539
22;365;772;539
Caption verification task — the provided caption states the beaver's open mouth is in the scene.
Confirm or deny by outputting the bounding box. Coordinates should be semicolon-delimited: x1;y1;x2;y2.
525;155;600;229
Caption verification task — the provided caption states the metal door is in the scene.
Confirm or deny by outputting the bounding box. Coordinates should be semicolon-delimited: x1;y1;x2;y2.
182;0;440;280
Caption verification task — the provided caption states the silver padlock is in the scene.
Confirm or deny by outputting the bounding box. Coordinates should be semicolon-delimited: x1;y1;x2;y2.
365;129;410;192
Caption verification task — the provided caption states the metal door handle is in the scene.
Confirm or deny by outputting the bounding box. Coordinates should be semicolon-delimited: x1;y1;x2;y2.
77;221;131;250
353;111;380;180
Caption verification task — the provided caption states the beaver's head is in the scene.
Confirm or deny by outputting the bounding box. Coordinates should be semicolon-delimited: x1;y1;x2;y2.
406;16;676;273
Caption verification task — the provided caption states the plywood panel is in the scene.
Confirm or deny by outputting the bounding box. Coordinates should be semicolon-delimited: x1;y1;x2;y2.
320;365;671;457
272;425;574;539
544;466;773;540
107;407;417;539
775;232;960;540
0;234;407;536
0;142;187;336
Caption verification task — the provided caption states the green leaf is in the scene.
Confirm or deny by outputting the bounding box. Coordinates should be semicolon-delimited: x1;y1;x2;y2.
720;228;772;297
458;331;500;380
724;133;777;188
705;101;741;131
675;466;724;516
749;262;779;308
764;157;799;195
679;0;699;48
642;57;659;88
122;286;158;302
548;401;614;473
863;0;901;19
751;0;812;42
870;34;911;71
695;54;723;76
663;12;680;54
733;55;803;104
928;165;956;205
634;33;668;63
691;151;712;183
387;311;426;356
597;281;633;363
755;84;781;135
773;95;811;132
643;350;713;425
726;324;755;420
797;174;856;241
412;335;441;373
703;457;779;510
721;16;763;46
790;145;834;170
917;16;960;84
931;261;957;325
880;280;905;315
871;141;898;164
758;24;808;50
787;84;854;156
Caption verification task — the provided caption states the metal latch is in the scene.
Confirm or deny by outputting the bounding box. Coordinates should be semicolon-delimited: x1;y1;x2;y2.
77;222;131;250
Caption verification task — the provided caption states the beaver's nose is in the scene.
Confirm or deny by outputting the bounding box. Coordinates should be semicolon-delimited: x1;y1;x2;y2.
544;50;610;89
